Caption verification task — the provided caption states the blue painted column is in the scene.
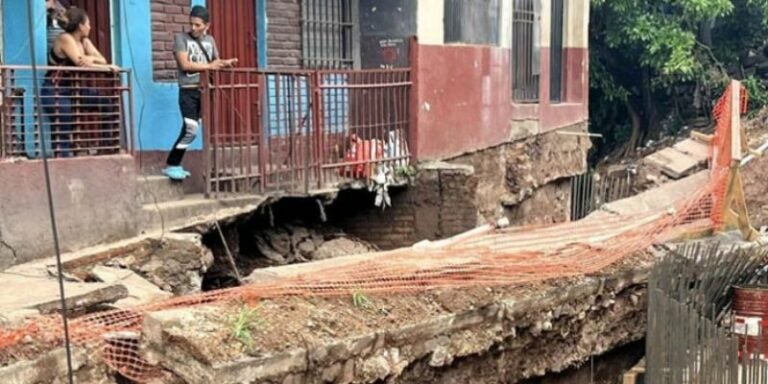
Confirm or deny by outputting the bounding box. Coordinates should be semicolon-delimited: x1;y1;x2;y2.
3;1;47;157
3;0;46;65
257;0;267;68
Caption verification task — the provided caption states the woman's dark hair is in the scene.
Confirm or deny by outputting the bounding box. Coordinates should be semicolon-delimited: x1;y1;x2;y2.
62;7;87;33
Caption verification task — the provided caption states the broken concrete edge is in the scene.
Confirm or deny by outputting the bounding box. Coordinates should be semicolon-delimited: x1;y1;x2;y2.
142;266;651;384
412;224;494;250
0;195;268;277
157;197;269;234
416;161;475;175
589;170;709;220
91;265;174;308
643;147;706;179
34;284;129;315
0;347;87;384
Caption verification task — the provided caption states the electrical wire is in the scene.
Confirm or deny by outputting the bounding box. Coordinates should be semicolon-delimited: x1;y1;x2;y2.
24;1;74;383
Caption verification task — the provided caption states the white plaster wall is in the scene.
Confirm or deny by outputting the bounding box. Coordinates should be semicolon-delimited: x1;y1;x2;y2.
565;0;589;48
417;0;444;45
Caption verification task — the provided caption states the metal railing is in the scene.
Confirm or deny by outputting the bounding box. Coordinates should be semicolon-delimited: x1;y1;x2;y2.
647;244;768;383
201;68;412;197
549;0;564;102
512;0;540;102
301;0;355;69
570;169;635;220
0;65;133;159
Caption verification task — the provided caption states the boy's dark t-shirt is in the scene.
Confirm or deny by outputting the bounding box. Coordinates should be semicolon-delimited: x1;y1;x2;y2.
173;33;219;87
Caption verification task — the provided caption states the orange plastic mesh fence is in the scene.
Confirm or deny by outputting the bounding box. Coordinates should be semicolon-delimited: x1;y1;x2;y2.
0;85;741;381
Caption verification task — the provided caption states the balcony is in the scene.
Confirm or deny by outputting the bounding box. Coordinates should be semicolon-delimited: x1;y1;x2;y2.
0;65;133;160
202;68;413;196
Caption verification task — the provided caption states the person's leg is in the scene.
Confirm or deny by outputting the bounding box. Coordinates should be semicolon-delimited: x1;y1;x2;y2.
164;89;201;179
81;88;116;152
41;84;73;158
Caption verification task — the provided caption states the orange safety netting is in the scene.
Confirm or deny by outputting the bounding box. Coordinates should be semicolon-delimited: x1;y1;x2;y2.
0;84;744;381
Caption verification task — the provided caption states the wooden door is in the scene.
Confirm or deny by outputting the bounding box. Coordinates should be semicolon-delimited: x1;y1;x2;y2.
70;0;112;61
207;0;258;67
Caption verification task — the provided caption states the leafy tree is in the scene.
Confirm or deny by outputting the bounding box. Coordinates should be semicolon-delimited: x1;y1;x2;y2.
589;0;768;161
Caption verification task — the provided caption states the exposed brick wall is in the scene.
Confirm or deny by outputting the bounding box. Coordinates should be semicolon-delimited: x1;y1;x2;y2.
151;0;191;81
267;0;302;69
504;179;571;225
450;122;590;220
329;165;479;250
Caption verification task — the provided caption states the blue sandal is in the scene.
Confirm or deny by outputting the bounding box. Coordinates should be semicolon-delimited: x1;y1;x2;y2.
162;166;189;181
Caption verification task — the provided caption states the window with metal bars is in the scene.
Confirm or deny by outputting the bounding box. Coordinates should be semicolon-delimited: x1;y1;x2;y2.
512;0;540;102
444;0;501;45
550;0;564;102
301;0;355;69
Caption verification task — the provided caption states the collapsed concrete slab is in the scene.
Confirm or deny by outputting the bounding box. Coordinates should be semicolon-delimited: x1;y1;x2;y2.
141;265;650;384
590;170;709;218
643;146;706;179
91;265;173;308
103;233;214;295
0;273;127;320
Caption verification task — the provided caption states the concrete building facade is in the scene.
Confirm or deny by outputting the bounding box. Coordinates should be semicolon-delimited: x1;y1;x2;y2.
0;0;592;266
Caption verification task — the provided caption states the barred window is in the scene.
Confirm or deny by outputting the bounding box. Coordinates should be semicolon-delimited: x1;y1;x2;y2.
301;0;355;69
550;0;565;102
512;0;541;102
444;0;501;45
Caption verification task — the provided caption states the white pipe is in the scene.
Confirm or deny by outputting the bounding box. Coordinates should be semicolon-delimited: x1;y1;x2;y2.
740;139;768;166
556;131;604;138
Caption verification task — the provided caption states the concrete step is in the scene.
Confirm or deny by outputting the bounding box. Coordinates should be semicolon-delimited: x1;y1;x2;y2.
137;175;188;204
139;193;267;233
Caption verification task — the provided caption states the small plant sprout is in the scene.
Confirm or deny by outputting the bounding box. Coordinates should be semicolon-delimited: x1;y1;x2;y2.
230;304;265;348
352;290;373;310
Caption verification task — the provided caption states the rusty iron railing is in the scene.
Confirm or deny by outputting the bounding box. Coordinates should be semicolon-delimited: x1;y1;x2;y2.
201;68;412;197
570;168;636;220
647;244;768;383
512;0;540;102
0;65;133;159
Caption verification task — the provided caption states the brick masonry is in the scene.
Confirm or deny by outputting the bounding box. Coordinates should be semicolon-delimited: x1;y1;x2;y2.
450;122;591;222
329;165;479;250
267;0;302;69
151;0;191;81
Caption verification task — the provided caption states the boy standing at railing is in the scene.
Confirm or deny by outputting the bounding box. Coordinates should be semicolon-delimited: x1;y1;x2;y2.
163;5;237;181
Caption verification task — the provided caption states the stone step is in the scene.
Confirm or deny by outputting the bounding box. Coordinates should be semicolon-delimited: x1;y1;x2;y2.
139;193;267;233
137;175;188;205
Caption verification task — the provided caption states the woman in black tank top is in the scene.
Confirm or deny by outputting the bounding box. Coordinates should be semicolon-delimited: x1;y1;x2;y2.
41;7;120;157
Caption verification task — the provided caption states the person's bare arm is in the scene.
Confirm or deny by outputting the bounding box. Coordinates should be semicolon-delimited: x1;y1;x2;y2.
82;38;108;65
175;50;224;72
219;58;239;68
57;35;119;71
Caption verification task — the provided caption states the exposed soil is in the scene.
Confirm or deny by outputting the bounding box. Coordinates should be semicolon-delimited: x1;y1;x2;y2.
160;250;654;368
742;108;768;229
742;155;768;228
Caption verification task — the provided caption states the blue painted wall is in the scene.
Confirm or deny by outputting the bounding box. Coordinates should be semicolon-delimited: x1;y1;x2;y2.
113;0;205;152
2;0;198;152
3;1;47;157
3;1;46;65
3;0;274;152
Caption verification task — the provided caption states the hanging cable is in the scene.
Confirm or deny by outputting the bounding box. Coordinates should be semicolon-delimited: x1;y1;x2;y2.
25;1;74;383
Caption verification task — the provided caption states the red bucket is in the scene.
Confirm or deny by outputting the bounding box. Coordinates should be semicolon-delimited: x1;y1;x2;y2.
733;285;768;359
